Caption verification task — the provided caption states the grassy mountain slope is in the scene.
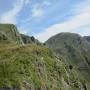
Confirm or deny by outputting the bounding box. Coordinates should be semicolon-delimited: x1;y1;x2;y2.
46;32;90;89
0;24;86;90
0;43;85;90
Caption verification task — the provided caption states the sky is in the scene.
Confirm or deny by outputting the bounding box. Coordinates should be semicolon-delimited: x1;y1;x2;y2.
0;0;90;42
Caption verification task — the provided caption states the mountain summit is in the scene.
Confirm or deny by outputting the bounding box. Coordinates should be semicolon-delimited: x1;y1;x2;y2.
46;32;90;89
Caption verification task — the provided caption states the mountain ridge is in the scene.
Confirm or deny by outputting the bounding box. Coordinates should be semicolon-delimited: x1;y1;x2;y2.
0;24;40;45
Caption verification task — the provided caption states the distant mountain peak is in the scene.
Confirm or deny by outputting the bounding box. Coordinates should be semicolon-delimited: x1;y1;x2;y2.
46;32;90;89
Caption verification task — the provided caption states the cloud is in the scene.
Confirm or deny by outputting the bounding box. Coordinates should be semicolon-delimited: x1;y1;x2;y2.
31;0;51;17
43;1;51;6
19;28;29;35
32;5;44;17
0;0;25;24
25;0;31;5
35;2;90;42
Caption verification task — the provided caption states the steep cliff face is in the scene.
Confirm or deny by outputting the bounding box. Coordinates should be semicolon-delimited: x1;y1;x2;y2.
46;32;90;90
0;24;40;45
0;24;24;44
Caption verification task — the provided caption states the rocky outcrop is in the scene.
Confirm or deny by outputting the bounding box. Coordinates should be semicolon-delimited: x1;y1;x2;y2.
21;34;41;45
0;24;24;44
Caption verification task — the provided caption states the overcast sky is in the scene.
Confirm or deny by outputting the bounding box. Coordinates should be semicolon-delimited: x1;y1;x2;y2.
0;0;90;42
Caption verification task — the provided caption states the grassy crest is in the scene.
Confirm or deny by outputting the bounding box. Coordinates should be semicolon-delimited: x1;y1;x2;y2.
0;43;84;90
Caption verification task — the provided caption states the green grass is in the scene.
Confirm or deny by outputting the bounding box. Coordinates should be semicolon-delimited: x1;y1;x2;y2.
0;43;83;90
0;44;58;89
